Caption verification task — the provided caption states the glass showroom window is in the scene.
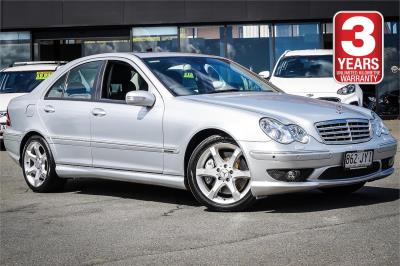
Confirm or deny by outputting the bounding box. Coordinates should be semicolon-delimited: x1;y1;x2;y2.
322;23;333;49
227;25;272;73
83;39;131;56
375;21;399;117
131;27;178;52
0;32;31;68
180;26;225;56
274;23;321;62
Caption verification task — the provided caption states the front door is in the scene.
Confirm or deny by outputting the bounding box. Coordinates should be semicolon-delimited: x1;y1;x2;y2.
91;59;164;173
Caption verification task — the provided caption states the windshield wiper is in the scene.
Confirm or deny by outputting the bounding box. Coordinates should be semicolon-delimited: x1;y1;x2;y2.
206;89;242;94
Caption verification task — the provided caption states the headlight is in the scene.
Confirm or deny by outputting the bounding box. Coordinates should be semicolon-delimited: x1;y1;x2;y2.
371;111;389;136
337;84;356;95
259;118;309;144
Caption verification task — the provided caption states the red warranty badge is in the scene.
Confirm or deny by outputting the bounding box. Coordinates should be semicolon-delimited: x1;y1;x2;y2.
334;11;384;84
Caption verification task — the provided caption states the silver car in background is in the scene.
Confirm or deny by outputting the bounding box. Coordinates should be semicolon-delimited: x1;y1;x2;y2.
3;53;397;211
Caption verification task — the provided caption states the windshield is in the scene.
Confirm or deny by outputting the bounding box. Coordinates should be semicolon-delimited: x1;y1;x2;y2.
0;71;53;94
274;55;333;78
143;56;277;96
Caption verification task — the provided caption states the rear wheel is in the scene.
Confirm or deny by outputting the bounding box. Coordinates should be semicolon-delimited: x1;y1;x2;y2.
22;135;65;192
319;182;365;195
187;135;255;211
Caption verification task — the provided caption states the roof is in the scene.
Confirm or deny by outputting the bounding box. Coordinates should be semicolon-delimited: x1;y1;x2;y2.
132;52;220;59
284;49;333;56
2;64;60;72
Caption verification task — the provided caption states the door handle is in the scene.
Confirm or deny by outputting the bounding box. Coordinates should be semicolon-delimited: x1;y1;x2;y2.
92;108;106;117
44;105;55;113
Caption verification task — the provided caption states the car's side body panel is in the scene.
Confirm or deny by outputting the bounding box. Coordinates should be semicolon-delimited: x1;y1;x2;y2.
38;99;94;167
91;97;165;173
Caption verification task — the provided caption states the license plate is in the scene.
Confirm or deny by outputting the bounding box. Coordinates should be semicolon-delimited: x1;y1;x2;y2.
344;150;374;169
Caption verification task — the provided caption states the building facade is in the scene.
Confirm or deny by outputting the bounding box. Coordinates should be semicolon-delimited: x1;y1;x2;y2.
0;0;399;118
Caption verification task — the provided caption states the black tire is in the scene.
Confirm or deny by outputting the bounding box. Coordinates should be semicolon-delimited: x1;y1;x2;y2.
21;135;65;192
319;182;365;195
0;140;5;151
187;135;256;212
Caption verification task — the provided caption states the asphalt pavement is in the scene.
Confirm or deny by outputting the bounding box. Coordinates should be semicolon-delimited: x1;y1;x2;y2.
1;121;399;266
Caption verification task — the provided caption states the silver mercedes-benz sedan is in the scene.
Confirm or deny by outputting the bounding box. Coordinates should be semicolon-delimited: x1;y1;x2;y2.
3;53;397;211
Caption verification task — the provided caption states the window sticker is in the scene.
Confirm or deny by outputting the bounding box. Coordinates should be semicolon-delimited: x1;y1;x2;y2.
183;72;194;79
36;71;53;80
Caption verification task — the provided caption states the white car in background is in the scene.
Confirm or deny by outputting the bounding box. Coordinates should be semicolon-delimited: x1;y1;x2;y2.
259;49;363;106
0;62;64;146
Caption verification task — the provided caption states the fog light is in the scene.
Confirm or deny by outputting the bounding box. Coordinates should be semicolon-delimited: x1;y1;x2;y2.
388;157;394;168
286;170;300;181
267;169;313;182
382;157;395;170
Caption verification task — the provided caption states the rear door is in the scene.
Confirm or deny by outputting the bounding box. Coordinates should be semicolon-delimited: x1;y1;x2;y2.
39;60;103;167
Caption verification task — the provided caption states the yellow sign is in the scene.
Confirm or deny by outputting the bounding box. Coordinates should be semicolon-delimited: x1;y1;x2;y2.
183;72;194;78
36;71;53;80
132;36;161;42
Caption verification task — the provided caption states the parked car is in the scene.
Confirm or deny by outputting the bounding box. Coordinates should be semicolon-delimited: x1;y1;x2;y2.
0;62;65;147
259;49;363;106
3;53;397;211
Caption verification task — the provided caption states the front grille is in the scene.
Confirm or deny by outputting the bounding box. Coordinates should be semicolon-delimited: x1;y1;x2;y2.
315;119;371;144
318;162;380;180
318;97;341;102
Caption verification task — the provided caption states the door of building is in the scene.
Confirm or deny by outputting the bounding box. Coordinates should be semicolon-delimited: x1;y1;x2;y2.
37;40;82;62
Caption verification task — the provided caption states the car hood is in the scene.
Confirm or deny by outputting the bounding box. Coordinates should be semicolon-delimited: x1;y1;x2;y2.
183;92;371;126
270;77;347;95
0;93;26;111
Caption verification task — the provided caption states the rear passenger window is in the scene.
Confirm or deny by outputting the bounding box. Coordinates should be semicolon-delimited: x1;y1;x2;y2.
64;61;101;99
45;61;102;100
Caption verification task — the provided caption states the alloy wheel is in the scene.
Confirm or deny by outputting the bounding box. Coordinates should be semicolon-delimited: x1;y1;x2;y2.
195;142;251;205
23;141;49;187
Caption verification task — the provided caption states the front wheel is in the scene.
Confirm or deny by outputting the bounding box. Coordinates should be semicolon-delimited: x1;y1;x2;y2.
187;135;255;211
22;135;65;192
319;182;365;195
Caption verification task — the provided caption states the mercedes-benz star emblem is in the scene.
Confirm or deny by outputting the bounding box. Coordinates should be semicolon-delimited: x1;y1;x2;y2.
336;104;343;114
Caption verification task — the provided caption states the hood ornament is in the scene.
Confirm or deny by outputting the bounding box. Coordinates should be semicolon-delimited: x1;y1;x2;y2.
336;104;343;114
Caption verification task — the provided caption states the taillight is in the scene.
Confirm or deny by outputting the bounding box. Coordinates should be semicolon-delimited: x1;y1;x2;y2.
6;109;11;127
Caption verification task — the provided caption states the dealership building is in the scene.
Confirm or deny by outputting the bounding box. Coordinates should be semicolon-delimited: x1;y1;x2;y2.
0;0;399;118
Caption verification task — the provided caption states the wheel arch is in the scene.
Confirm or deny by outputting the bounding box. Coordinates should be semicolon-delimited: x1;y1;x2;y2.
183;128;235;189
19;131;46;166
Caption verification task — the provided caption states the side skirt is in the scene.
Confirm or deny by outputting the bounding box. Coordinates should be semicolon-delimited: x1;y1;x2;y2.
56;164;186;190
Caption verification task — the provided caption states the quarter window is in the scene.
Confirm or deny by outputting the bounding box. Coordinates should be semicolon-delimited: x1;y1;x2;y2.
46;74;66;98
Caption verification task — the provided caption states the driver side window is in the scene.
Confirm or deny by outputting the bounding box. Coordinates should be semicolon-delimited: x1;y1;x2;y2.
102;61;148;101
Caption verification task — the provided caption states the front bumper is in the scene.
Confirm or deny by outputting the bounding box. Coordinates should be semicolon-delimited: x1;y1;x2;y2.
240;135;397;198
0;116;6;140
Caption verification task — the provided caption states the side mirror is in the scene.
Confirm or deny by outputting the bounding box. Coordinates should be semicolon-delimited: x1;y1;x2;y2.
258;71;271;80
125;91;155;107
